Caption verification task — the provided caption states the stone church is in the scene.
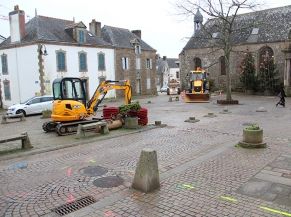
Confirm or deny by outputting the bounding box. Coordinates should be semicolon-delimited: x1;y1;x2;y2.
179;5;291;95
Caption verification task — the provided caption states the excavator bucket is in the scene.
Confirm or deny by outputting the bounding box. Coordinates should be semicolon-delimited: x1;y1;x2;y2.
184;93;210;103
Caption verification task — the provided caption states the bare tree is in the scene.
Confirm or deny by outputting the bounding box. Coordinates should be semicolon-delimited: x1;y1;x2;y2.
177;0;259;101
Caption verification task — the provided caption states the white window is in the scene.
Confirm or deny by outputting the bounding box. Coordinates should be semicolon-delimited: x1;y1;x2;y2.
122;57;129;70
136;58;141;70
147;78;151;90
135;45;141;55
146;58;152;69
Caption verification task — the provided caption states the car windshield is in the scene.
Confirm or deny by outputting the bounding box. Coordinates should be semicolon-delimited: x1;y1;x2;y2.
21;97;35;104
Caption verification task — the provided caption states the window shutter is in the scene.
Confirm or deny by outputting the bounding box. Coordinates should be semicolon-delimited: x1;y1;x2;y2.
1;55;8;74
122;57;125;70
150;59;152;69
126;58;129;70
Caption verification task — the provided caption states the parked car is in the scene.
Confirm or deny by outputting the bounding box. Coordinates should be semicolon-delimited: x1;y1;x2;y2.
6;95;54;117
160;86;168;93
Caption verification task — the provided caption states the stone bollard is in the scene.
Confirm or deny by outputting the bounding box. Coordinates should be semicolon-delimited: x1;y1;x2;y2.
168;97;172;102
155;121;162;126
21;132;33;149
132;148;160;193
184;116;200;123
1;115;7;124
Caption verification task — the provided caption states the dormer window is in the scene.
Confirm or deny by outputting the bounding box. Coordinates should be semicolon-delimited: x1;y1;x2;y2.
251;28;259;35
212;32;219;38
135;45;141;55
78;30;85;43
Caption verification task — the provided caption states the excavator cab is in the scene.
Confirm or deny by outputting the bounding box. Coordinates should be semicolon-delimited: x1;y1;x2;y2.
51;77;88;122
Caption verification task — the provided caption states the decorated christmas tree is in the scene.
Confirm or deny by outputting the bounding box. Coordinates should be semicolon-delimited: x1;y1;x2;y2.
258;54;280;94
240;52;256;92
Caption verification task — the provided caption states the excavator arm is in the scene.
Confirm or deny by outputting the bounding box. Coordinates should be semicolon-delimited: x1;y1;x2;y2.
86;80;132;115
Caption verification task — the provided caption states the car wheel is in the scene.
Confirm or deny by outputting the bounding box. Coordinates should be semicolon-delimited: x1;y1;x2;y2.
16;109;26;117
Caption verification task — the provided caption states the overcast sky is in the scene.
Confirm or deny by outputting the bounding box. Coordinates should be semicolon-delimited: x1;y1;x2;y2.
0;0;290;58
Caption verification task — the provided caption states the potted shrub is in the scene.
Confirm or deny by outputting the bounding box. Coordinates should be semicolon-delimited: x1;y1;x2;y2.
238;124;266;148
119;102;141;129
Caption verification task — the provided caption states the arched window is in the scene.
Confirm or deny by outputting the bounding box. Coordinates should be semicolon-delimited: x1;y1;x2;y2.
219;56;226;75
193;57;202;70
259;46;274;66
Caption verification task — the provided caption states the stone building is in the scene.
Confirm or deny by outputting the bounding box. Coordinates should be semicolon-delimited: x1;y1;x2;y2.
101;26;157;96
180;5;291;95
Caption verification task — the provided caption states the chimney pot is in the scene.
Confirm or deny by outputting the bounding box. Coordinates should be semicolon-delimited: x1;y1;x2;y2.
89;19;101;37
163;56;167;60
9;5;26;43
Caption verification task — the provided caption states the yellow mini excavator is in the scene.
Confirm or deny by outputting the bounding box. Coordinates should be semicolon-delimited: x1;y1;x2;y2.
42;77;132;135
184;68;210;103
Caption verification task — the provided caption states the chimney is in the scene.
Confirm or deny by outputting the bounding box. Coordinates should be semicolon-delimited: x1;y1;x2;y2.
89;19;101;37
9;5;26;43
132;30;141;39
163;56;167;61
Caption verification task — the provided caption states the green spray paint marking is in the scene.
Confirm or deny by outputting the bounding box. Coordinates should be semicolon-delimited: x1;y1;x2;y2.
89;160;96;163
260;206;291;216
176;184;195;190
220;196;237;202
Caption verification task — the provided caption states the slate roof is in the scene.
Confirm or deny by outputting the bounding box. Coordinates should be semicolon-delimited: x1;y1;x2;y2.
183;5;291;50
0;16;111;48
101;25;155;51
167;58;179;68
0;35;6;40
156;58;179;75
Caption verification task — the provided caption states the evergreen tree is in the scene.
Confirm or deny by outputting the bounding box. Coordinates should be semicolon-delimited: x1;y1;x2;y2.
240;52;256;91
258;55;280;94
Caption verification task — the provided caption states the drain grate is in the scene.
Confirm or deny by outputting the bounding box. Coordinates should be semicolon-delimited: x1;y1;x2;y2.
51;196;96;216
80;166;108;177
93;175;124;188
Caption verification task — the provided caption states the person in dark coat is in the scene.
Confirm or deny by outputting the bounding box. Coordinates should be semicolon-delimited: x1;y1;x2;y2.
276;87;286;107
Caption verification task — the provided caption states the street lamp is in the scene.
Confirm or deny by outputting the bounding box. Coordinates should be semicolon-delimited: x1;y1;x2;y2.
39;44;48;56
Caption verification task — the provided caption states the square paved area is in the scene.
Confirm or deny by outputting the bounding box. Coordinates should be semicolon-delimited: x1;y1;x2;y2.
0;94;291;217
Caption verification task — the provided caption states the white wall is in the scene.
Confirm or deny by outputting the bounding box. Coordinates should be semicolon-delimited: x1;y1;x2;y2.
0;45;39;107
43;44;115;99
0;44;115;108
169;67;180;82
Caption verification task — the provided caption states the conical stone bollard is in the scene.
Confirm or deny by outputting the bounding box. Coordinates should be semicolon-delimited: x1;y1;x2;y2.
132;148;160;193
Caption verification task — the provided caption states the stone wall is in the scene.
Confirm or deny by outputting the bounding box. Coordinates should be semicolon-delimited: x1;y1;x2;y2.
180;42;286;91
115;48;157;97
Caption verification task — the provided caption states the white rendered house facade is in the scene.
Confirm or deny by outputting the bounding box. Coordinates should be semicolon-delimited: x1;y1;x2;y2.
0;6;115;108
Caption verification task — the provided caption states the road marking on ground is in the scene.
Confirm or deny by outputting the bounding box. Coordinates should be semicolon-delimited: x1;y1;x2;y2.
66;168;72;177
89;159;96;163
260;206;291;217
220;196;237;202
176;184;195;190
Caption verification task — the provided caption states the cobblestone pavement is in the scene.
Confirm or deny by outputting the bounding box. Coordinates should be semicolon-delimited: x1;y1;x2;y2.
0;93;291;216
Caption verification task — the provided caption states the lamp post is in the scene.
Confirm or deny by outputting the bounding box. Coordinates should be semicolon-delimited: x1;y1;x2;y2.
38;44;48;96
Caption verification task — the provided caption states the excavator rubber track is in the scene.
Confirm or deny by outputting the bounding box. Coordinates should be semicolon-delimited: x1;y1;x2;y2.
55;119;103;136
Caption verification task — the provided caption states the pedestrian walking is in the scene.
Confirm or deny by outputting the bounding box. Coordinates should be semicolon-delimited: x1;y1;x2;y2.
276;87;286;107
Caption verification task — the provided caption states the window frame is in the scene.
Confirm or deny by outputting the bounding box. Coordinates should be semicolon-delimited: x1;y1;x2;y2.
78;30;85;43
122;57;129;70
1;54;8;75
56;50;67;72
98;52;106;71
3;80;11;101
78;51;88;72
146;58;152;69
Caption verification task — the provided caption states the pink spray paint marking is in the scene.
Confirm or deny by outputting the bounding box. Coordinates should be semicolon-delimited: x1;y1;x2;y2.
67;194;75;203
66;168;72;177
104;210;115;216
